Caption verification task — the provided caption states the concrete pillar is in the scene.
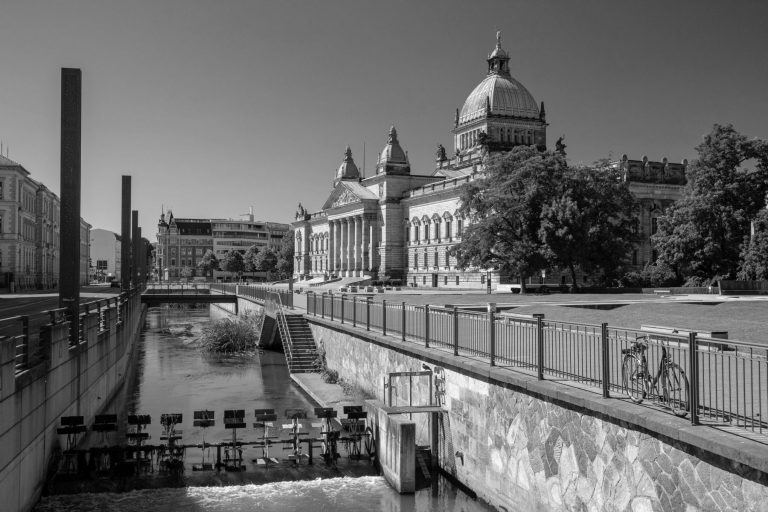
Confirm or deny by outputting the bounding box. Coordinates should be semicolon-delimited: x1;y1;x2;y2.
121;176;131;290
59;68;81;341
131;210;139;287
353;215;361;274
339;219;346;273
369;218;377;273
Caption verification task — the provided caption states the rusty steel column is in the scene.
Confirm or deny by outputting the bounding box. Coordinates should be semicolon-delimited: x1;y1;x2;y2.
132;210;139;288
59;68;81;345
121;176;131;290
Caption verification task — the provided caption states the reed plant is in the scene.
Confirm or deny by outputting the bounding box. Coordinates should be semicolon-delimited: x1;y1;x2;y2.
198;311;263;353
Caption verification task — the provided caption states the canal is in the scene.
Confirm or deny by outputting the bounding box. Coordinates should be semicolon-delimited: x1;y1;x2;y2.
35;305;496;512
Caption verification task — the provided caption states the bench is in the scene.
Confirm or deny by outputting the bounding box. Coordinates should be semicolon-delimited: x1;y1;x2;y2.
640;324;732;351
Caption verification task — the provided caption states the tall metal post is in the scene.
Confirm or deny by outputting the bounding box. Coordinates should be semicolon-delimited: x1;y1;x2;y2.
535;314;545;380
453;307;459;356
401;301;406;341
488;303;496;366
59;68;81;346
382;299;387;336
121;176;131;290
424;304;430;348
601;323;610;398
131;210;139;288
688;332;699;426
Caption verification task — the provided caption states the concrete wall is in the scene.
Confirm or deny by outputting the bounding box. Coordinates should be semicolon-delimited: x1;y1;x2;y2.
308;319;768;511
364;399;416;494
0;294;145;512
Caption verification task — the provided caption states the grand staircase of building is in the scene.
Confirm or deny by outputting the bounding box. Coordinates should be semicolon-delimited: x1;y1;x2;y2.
277;313;319;374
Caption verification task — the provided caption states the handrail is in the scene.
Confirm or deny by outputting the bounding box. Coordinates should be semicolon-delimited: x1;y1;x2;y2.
269;291;293;367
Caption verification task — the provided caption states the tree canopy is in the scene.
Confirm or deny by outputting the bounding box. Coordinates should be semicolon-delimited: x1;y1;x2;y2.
539;163;636;287
252;248;278;273
275;230;295;278
243;245;260;273
653;124;768;280
220;250;245;274
449;146;637;291
738;210;768;280
196;249;219;275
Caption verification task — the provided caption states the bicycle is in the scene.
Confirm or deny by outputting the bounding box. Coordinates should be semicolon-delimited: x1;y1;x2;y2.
621;335;690;417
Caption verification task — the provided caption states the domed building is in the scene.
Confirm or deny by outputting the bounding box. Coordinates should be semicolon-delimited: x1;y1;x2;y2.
291;33;685;289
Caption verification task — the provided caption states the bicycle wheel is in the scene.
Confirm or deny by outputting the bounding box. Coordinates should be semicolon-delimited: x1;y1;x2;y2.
664;363;690;417
622;355;647;403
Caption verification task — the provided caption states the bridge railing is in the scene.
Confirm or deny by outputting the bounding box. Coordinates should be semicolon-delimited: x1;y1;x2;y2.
144;283;212;295
0;289;141;374
213;284;293;308
304;291;768;438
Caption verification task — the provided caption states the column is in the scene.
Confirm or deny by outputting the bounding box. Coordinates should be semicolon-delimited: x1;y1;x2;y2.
353;215;361;274
369;218;378;272
328;223;335;273
362;214;370;272
346;219;354;276
339;219;346;273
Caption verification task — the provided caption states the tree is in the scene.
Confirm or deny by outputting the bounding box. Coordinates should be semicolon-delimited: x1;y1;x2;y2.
738;210;768;280
243;245;260;273
220;250;245;275
252;248;278;273
276;230;295;278
197;249;219;276
449;146;566;293
539;164;636;288
653;124;768;280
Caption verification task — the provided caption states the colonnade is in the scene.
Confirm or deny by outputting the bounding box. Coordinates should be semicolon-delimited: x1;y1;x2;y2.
327;214;377;277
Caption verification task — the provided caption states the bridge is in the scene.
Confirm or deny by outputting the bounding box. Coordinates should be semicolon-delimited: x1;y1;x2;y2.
141;284;238;310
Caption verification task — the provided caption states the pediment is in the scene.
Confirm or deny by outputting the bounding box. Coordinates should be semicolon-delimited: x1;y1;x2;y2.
321;182;377;210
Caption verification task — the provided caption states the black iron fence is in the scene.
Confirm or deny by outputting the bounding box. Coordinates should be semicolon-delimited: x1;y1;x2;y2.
211;283;293;309
305;291;768;438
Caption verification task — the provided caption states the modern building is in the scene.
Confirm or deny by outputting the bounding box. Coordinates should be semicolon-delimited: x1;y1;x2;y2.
90;228;121;282
155;208;290;280
0;153;91;289
291;33;687;289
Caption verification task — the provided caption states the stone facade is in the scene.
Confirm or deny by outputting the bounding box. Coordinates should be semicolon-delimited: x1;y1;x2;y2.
292;34;687;289
308;321;768;511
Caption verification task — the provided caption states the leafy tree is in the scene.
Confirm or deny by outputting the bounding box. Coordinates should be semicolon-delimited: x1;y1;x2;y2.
243;245;260;273
653;124;768;280
220;250;245;274
276;230;295;278
738;210;768;280
252;248;278;273
539;164;636;288
197;249;219;276
449;146;566;293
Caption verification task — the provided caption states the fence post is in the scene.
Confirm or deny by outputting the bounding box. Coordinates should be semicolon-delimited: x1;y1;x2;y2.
424;304;430;348
453;307;459;356
366;297;371;331
340;294;345;324
601;323;610;398
382;300;387;336
321;293;325;319
488;303;496;366
535;314;544;380
688;332;699;426
353;296;357;327
402;302;407;342
330;293;334;321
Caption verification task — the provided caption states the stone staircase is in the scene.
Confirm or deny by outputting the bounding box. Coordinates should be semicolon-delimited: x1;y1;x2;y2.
280;314;319;374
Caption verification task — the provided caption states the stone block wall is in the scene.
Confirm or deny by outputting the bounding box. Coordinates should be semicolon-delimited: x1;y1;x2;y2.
308;319;768;511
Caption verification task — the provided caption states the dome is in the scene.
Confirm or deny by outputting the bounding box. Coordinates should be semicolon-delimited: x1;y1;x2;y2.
379;125;408;165
335;146;359;182
459;74;540;124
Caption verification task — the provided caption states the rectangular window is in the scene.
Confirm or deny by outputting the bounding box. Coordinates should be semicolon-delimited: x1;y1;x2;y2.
424;225;429;241
481;274;485;284
456;276;460;285
445;221;451;240
422;275;426;285
651;218;658;235
457;219;463;237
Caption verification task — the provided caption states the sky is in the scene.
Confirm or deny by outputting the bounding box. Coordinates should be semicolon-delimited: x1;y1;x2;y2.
0;0;766;235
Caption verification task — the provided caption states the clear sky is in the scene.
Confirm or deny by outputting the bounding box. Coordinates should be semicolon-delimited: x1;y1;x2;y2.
0;0;766;235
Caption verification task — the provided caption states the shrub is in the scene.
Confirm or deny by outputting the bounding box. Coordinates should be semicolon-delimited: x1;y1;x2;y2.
198;312;263;353
620;263;679;288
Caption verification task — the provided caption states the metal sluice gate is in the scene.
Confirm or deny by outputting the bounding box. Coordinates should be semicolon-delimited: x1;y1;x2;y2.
55;406;372;478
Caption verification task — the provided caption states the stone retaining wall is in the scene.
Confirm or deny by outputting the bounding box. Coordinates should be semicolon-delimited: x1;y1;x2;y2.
308;319;768;512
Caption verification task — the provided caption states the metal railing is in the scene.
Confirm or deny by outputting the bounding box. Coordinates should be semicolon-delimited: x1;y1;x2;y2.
212;284;293;308
304;291;768;438
269;291;293;367
144;283;212;294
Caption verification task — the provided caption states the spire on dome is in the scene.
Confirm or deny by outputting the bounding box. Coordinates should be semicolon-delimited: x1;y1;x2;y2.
376;125;410;176
487;31;510;77
388;125;398;145
334;145;360;186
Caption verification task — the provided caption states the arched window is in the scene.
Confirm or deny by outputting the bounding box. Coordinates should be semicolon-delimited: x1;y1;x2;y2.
414;253;419;269
424;223;430;242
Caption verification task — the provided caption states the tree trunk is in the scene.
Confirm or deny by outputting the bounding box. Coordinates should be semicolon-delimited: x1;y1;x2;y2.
519;274;527;295
569;263;578;291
